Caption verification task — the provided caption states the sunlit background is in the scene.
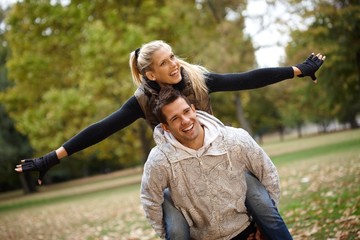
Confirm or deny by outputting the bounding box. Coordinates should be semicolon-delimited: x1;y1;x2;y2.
0;1;359;239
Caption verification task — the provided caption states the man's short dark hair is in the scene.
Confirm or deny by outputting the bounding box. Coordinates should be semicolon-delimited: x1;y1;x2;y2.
153;86;192;124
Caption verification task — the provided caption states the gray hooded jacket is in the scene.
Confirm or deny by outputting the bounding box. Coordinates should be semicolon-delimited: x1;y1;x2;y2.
140;111;280;239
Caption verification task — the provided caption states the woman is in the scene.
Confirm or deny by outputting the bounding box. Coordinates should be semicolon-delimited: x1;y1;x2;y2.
16;40;325;239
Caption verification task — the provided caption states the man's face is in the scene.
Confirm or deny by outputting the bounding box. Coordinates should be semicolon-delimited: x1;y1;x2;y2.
161;97;203;149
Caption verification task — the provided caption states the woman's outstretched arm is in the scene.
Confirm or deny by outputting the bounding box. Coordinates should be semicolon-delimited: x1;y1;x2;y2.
207;53;325;93
62;96;144;156
206;67;295;93
15;96;144;184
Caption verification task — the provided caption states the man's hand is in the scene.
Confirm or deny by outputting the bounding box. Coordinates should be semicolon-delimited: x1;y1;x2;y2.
247;226;263;240
15;151;60;185
295;53;326;83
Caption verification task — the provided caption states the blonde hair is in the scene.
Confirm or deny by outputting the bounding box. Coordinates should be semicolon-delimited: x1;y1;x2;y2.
129;40;209;99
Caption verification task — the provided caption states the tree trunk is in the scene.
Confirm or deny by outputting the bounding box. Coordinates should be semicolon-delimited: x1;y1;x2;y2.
235;93;252;135
349;115;359;129
296;122;302;138
139;121;153;164
20;172;37;194
278;125;284;141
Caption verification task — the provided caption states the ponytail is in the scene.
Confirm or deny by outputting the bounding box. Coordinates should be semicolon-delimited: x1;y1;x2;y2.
129;50;143;87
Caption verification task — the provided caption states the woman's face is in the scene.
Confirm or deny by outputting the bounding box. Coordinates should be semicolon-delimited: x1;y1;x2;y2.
145;47;181;86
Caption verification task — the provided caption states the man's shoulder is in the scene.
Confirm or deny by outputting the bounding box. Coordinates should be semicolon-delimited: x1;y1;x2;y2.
223;126;250;138
220;127;254;148
147;146;169;165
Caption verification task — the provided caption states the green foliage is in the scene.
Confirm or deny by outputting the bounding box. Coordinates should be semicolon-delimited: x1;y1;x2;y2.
4;0;358;187
189;1;256;129
0;6;33;191
0;104;33;191
0;0;148;172
245;88;283;138
0;0;255;184
284;0;360;129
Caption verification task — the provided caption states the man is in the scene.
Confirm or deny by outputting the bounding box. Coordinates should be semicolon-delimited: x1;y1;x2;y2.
140;86;292;239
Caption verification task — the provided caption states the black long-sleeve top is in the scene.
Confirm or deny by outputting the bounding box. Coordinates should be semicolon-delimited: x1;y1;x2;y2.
63;67;294;155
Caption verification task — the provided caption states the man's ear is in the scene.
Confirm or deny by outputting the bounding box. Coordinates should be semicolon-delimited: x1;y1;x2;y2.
191;104;196;111
161;123;170;132
145;71;156;81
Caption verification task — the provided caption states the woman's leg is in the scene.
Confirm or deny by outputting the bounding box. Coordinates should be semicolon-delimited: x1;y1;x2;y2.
162;188;190;240
245;172;293;240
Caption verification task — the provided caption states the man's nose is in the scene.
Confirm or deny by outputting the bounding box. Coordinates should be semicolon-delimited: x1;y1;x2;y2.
180;115;190;124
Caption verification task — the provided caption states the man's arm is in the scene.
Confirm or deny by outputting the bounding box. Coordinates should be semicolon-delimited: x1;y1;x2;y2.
140;150;169;237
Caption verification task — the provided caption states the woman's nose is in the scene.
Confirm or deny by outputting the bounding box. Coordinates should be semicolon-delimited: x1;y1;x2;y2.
170;59;177;67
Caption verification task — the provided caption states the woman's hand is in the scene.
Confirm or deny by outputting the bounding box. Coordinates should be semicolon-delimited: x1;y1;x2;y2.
15;151;60;185
294;53;326;83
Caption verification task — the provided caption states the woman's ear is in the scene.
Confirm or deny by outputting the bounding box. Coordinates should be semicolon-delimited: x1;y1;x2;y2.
145;71;156;81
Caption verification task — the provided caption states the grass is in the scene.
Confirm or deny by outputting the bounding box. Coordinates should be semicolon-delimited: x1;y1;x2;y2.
271;138;360;165
0;129;359;240
278;151;359;239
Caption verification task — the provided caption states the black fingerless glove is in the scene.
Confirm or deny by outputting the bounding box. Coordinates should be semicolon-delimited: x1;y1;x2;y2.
21;151;60;183
295;53;324;81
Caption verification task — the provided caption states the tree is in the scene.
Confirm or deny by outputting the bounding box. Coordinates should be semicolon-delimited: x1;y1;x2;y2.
0;6;34;192
245;87;284;143
0;0;257;185
284;0;360;129
0;1;151;182
194;0;256;132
